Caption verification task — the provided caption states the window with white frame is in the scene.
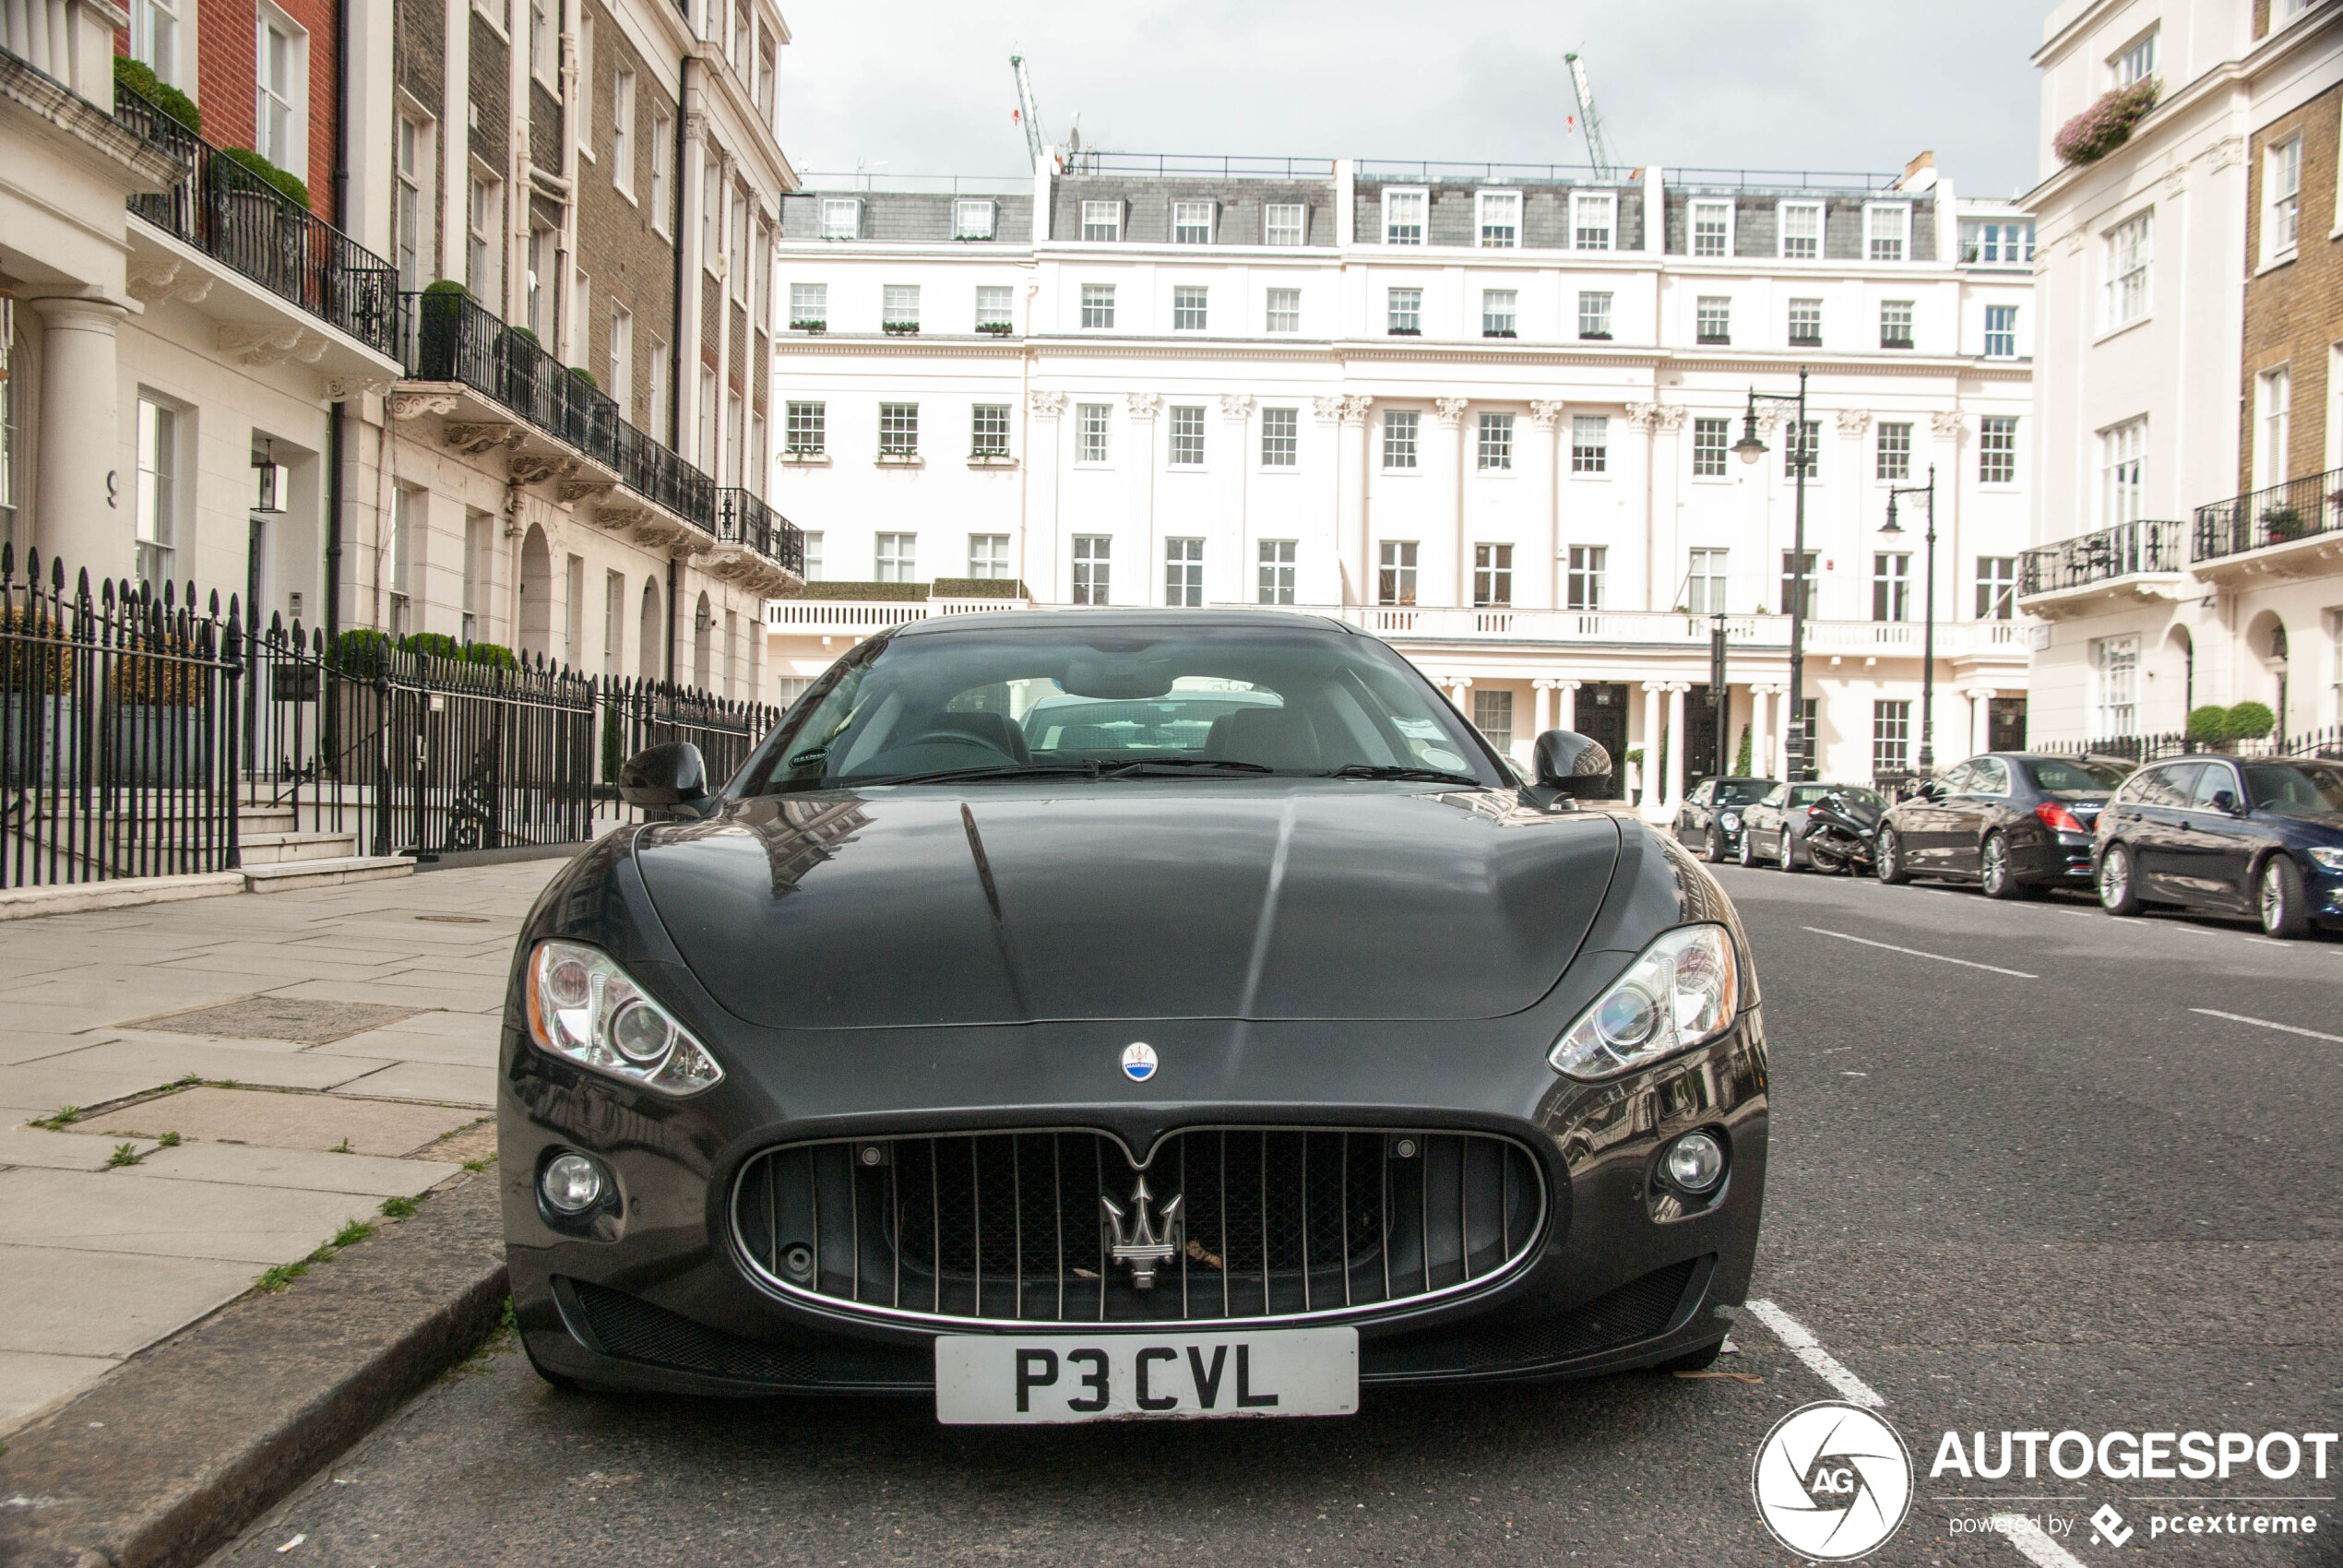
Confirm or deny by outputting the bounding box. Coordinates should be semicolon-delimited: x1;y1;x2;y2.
1172;201;1213;244
396;116;433;293
1165;538;1204;606
131;0;181;84
1788;297;1822;346
2105;210;2152;326
1685;549;1729;614
1172;285;1208;331
134;398;176;588
609;303;633;414
1983;303;2018;358
785;400;823;455
1072;536;1110;603
2265;137;2302;260
613;70;635;195
1959;220;2035;264
1873;552;1911;621
1691;200;1732;257
1979;416;2018;483
2100;417;2146;527
1779;201;1822;259
1472;689;1514;751
1692;417;1730;477
1474;543;1514;607
1780;551;1817;616
1076;403;1112;464
467;175;500;298
1169;405;1206;466
647;335;669;444
649;113;671;230
969;535;1010;578
523;224;555;338
883;284;920;329
2255;368;2291;490
1482;289;1517;337
1265;287;1300;333
1865;204;1909;262
790;281;826;328
800;531;823;580
1785;420;1821;479
1975;557;2016;621
975;285;1013;330
1876;422;1911;481
1258;540;1297;604
1081;283;1115;328
1880;299;1914;348
1383;188;1427;245
1378;540;1418;605
1566;545;1605;611
1478;411;1514;470
1578;291;1612;339
878;402;919;457
1264;203;1305;245
1261;407;1298;467
2091;636;2139;732
875;532;917;583
1873;700;1912;775
947;199;993;242
1383;409;1419;469
1696;295;1731;343
528;0;552;78
970;404;1011;458
1478;190;1521;247
256;7;305;172
1571;191;1615;250
1387;286;1421;334
2113;27;2157;86
1081;200;1122;242
1571;415;1609;474
820;197;859;239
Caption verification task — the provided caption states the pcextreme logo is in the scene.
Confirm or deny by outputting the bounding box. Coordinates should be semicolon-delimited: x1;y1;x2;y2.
1752;1401;1916;1561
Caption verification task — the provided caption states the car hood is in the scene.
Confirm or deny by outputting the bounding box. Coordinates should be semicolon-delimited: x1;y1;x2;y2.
631;784;1622;1029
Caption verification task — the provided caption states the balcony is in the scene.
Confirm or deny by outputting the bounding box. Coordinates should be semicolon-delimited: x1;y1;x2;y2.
766;587;1031;638
2016;518;2188;618
113;81;398;362
708;488;805;595
2192;466;2343;585
400;290;717;546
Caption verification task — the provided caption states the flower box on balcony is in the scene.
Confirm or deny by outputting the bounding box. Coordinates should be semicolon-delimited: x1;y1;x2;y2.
968;449;1017;467
882;321;921;336
779;446;828;465
1387;327;1421;337
1482;328;1517;339
976;321;1015;336
789;318;827;333
875;449;922;466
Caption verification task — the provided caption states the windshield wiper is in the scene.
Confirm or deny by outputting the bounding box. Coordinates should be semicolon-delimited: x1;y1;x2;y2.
844;762;1102;787
1099;757;1275;778
1320;763;1483;785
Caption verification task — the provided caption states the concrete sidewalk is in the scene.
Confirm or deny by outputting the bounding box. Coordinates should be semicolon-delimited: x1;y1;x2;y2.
0;859;566;1435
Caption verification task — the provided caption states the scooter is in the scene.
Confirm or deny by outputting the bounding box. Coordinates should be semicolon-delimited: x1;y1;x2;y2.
1802;789;1884;875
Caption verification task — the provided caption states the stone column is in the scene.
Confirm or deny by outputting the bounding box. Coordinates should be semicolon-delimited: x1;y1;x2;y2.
1219;394;1254;602
1640;681;1664;810
1338;394;1373;602
1027;392;1065;601
1528;400;1565;608
30;297;130;581
1556;679;1580;731
1665;683;1688;807
1531;679;1553;740
1751;686;1777;781
1967;686;1996;754
1127;393;1160;600
1433;398;1469;606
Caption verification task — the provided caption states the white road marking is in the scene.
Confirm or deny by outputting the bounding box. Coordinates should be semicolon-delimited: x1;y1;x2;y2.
2190;1007;2343;1044
1741;1299;1885;1408
1800;926;2039;979
1992;1515;2088;1568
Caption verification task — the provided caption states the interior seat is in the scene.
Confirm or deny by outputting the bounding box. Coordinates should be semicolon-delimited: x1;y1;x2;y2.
1204;707;1322;772
914;709;1030;764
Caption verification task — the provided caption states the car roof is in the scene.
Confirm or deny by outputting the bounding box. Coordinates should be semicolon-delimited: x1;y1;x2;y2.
900;608;1357;637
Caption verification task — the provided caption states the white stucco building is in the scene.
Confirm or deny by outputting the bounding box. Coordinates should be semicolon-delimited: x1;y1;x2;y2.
767;149;2037;810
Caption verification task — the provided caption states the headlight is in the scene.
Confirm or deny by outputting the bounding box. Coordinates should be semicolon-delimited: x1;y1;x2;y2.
525;940;723;1096
1719;811;1742;831
2310;848;2343;873
1549;924;1741;1080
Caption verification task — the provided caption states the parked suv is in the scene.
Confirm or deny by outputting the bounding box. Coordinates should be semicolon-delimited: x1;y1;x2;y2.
1875;753;2131;897
2094;754;2343;937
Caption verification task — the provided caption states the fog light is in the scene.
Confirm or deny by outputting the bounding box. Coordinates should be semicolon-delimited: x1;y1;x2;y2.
1663;1131;1727;1194
541;1152;608;1214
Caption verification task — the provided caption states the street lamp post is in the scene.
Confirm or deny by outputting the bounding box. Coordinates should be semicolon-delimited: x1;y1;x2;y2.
1731;367;1811;779
1884;464;1939;774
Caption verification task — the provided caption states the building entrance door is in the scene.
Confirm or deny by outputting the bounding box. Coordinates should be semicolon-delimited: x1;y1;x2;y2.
1574;683;1629;797
1685;684;1722;780
1988;697;2028;754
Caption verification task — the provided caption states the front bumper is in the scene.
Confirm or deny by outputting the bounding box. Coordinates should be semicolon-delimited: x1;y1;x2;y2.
502;1015;1769;1396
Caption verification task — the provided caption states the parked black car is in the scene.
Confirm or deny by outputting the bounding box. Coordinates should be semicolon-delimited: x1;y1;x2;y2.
1736;782;1888;870
1874;753;2132;897
503;610;1767;1420
2093;754;2343;938
1671;776;1780;861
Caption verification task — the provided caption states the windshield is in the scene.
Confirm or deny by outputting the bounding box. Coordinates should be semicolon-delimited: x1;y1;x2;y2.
2243;762;2343;815
2028;757;2129;792
738;622;1505;793
1712;779;1775;806
1825;786;1886;810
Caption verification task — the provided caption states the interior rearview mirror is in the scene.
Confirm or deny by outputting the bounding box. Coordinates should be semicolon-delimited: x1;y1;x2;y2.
620;742;714;820
1532;730;1614;796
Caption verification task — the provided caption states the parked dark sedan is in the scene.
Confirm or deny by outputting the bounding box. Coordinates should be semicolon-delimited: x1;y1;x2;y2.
501;611;1767;1423
1671;776;1780;861
1875;753;2132;897
2093;754;2343;938
1735;781;1888;870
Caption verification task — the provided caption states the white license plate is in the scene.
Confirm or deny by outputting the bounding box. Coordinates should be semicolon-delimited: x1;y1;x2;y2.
934;1327;1359;1425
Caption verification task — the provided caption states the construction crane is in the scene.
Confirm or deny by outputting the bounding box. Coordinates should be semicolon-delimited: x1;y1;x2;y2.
1564;53;1620;181
1009;55;1048;167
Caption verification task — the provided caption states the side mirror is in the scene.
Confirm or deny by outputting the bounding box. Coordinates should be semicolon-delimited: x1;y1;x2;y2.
620;742;714;820
1919;779;1946;802
2208;790;2242;816
1532;730;1614;795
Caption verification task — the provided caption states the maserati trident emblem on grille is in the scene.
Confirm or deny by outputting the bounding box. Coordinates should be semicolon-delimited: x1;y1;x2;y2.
1100;1174;1183;1289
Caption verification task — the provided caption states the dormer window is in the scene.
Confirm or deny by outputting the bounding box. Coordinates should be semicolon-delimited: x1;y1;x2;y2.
954;199;996;241
820;197;859;240
1383;188;1427;245
1865;203;1909;262
1081;200;1123;242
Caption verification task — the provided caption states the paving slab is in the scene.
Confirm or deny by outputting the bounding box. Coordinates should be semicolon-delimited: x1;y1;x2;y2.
0;1245;255;1356
0;1349;117;1431
0;1127;160;1170
0;1029;104;1065
329;1060;496;1107
91;1026;317;1055
0;1167;372;1263
34;1039;396;1092
123;1140;461;1197
76;1086;482;1155
0;1061;182;1118
127;995;423;1044
269;977;505;1013
305;1020;498;1068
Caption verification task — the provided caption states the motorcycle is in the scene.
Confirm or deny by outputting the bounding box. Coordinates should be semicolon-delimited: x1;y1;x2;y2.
1802;789;1885;875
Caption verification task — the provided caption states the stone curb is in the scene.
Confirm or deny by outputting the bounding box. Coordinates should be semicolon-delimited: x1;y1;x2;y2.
0;1165;508;1568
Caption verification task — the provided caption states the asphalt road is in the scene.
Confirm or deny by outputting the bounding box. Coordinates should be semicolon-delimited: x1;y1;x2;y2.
210;864;2343;1568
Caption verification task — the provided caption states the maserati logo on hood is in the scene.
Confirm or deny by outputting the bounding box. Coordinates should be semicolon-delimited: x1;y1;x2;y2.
1100;1174;1183;1289
1121;1042;1159;1082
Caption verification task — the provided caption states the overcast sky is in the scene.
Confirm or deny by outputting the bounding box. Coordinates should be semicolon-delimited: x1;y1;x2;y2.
776;1;2054;201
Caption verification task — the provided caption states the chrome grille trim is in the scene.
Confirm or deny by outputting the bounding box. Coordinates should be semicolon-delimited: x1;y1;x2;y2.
729;1126;1548;1329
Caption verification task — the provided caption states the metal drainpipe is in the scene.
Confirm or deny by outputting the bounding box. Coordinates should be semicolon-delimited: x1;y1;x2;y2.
323;0;351;643
665;557;679;684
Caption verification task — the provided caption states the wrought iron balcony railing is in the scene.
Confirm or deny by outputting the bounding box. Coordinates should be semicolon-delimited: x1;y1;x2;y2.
2018;517;2187;597
2193;466;2343;564
113;81;398;358
716;487;806;576
403;291;715;529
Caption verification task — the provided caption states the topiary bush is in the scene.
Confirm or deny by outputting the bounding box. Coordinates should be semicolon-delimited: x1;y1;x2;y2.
566;366;599;389
333;627;394;675
215;146;310;209
114;56;201;134
465;642;518;671
2186;706;2230;744
402;632;464;663
2225;701;2275;741
422;279;470;297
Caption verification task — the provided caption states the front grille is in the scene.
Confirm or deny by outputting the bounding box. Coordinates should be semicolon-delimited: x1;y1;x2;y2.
732;1128;1546;1327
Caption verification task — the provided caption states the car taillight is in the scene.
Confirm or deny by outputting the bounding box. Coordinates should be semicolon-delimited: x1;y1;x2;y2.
2036;801;2086;834
1806;803;1825;817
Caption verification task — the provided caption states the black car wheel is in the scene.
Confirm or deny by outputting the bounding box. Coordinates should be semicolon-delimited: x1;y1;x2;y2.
2259;855;2311;940
1875;826;1910;885
1980;833;2029;900
1738;830;1755;867
1703;827;1725;862
1778;831;1799;872
2099;843;2142;916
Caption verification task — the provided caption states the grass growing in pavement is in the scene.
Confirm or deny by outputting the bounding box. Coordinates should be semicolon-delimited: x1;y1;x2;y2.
256;1261;308;1293
326;1218;375;1251
330;1137;354;1154
461;1154;497;1172
106;1143;141;1167
451;1298;519;1376
256;1217;380;1293
379;1195;419;1219
158;1131;181;1146
31;1106;81;1131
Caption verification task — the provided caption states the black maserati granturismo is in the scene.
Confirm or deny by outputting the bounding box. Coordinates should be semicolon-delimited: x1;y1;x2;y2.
501;610;1767;1423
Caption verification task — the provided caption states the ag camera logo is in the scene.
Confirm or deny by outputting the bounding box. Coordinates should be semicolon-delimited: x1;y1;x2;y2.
1752;1401;1915;1560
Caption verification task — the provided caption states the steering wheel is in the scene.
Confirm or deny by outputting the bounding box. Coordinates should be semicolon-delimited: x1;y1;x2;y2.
906;730;1011;757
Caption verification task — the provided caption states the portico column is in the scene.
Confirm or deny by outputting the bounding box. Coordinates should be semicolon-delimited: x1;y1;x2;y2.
1752;686;1776;781
1433;398;1469;606
1126;393;1160;599
1446;675;1473;719
30;297;130;580
1967;687;1996;755
1028;392;1065;600
1665;683;1688;807
1555;679;1580;731
1531;678;1553;740
1640;682;1664;809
